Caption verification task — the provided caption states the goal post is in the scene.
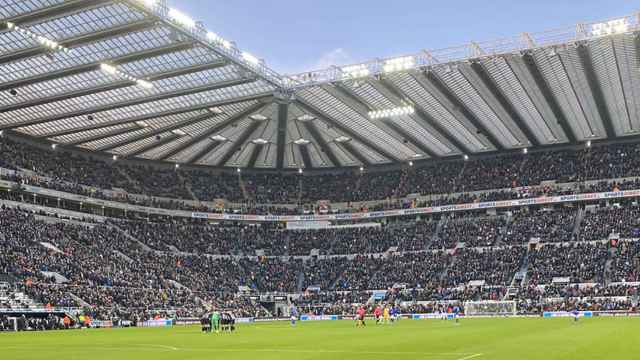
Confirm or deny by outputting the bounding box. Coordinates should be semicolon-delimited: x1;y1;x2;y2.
464;300;517;316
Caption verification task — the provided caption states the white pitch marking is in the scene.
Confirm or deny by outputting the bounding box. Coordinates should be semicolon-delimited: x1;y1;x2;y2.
193;348;474;356
458;354;483;360
135;343;179;351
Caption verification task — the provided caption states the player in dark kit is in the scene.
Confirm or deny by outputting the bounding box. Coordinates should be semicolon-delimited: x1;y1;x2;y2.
200;313;211;333
220;312;236;332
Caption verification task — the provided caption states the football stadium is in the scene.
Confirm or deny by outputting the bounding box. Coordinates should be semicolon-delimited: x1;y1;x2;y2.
1;0;640;358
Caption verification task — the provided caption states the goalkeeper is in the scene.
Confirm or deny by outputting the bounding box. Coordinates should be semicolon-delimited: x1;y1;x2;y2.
211;310;221;333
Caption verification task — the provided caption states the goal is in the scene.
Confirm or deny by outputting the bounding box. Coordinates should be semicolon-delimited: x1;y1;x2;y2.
464;300;517;316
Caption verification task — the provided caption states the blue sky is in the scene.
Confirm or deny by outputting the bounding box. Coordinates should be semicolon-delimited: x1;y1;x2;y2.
173;0;637;74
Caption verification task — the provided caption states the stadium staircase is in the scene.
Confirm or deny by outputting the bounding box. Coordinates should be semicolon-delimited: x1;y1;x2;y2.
427;217;447;250
393;169;410;199
439;250;457;282
354;175;363;195
602;246;617;285
454;161;467;187
297;178;303;205
177;172;199;201
571;207;585;240
238;174;250;201
296;270;305;293
68;292;91;308
116;167;139;190
113;250;134;263
107;224;154;252
494;215;512;246
504;247;531;299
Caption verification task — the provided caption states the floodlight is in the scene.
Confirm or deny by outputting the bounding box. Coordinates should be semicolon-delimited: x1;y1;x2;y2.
168;8;196;28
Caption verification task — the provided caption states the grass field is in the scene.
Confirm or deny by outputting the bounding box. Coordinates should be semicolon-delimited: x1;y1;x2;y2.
1;317;638;360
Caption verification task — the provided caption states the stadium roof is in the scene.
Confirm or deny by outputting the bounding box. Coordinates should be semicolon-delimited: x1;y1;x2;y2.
1;1;639;170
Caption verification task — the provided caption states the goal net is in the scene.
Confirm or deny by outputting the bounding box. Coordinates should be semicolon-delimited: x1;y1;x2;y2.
464;300;516;316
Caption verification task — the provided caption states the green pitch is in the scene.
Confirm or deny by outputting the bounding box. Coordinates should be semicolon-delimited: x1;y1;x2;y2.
1;317;638;360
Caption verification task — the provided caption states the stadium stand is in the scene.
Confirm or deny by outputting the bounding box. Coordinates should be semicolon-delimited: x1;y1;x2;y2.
0;1;639;331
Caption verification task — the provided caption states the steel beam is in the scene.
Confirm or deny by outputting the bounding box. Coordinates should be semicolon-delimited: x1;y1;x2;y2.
0;19;155;64
340;142;371;165
39;94;272;138
185;139;221;164
247;144;263;168
216;122;262;166
0;60;227;113
0;42;194;93
576;43;617;138
301;120;341;167
1;77;255;129
423;71;504;150
469;62;541;146
275;102;288;169
124;133;180;157
375;77;469;154
156;102;269;162
298;143;313;169
62;125;142;146
95;112;216;151
521;53;578;143
2;0;113;27
295;99;398;162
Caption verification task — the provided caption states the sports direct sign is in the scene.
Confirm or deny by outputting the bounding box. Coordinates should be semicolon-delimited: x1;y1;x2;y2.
192;190;640;222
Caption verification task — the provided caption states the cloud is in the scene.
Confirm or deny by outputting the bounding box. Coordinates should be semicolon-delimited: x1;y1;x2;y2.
309;48;355;70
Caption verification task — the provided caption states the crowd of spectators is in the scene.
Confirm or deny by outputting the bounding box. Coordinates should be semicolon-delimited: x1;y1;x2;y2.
436;216;506;248
503;208;577;244
446;247;526;286
527;243;609;284
578;204;640;242
0;201;638;320
4;136;640;211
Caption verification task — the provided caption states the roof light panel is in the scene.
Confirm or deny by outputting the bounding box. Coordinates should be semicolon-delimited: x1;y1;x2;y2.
0;25;176;84
504;55;567;143
255;141;276;168
0;66;246;124
481;56;558;144
611;35;640;133
345;81;451;154
137;135;193;159
24;108;207;138
50;123;140;144
118;46;222;77
532;48;593;140
81;126;159;150
1;3;146;58
166;108;259;163
109;130;176;155
199;118;255;165
554;47;606;139
348;139;389;164
4;46;223;108
589;36;632;135
0;0;63;21
0;69;113;106
10;80;273;134
0;27;40;53
166;137;214;163
177;100;260;135
388;72;491;152
296;86;415;159
434;64;522;147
